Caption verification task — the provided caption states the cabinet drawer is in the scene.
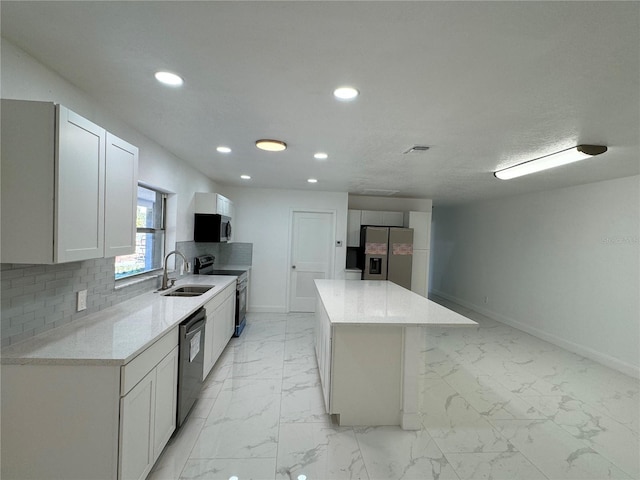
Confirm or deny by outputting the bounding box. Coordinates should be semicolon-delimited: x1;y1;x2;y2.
203;282;236;313
121;327;179;395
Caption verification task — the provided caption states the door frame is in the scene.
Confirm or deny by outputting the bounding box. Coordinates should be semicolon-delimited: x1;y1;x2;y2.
286;208;337;313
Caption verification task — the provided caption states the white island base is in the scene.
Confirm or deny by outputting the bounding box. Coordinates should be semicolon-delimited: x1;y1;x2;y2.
314;279;477;430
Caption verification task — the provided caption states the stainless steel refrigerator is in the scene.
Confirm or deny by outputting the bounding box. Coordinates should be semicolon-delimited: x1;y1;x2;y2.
358;226;414;289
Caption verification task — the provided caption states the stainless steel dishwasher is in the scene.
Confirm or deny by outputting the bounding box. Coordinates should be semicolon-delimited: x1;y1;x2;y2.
177;307;206;428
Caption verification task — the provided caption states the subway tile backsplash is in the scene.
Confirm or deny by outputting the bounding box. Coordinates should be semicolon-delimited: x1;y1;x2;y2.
1;242;253;348
176;241;253;266
0;258;158;348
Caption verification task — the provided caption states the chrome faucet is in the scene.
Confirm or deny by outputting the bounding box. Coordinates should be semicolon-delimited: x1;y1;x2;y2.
160;250;190;290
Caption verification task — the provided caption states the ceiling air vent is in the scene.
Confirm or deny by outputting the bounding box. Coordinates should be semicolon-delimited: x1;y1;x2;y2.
359;189;399;196
403;145;430;154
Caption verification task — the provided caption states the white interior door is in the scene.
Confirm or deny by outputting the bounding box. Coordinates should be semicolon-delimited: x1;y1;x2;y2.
289;211;335;312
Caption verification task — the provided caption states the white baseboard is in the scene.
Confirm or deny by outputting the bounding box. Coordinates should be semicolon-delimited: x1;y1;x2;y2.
431;289;640;380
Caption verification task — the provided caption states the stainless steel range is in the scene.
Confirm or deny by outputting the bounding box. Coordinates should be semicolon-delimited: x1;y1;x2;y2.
193;255;247;336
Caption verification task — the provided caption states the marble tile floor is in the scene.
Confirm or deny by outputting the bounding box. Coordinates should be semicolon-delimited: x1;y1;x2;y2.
148;301;639;480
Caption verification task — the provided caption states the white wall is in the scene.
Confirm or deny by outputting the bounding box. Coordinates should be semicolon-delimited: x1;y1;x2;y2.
1;38;217;248
348;195;432;212
218;186;348;312
431;175;640;377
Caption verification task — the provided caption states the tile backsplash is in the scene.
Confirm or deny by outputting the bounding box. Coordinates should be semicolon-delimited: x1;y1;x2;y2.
1;242;253;348
1;258;158;348
176;241;253;266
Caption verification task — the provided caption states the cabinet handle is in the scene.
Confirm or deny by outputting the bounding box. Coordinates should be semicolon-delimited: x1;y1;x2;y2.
292;265;296;269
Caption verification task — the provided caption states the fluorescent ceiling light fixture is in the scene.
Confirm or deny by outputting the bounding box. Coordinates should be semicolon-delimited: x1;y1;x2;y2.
314;152;328;160
333;86;359;101
154;71;183;86
307;178;318;183
216;146;231;153
494;145;608;180
240;175;251;180
255;139;287;151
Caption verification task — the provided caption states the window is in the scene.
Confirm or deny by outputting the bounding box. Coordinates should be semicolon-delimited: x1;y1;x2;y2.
115;185;166;279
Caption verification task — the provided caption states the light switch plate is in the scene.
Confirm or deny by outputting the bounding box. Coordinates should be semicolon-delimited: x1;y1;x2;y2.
77;290;87;311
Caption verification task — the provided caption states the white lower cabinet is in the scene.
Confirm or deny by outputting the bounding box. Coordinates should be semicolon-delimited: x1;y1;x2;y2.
153;346;179;459
0;328;178;480
314;296;403;426
203;282;236;379
344;270;362;280
314;297;332;410
119;345;178;480
119;370;155;480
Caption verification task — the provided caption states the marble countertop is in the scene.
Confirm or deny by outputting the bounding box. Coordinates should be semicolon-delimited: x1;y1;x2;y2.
315;279;478;327
1;275;236;366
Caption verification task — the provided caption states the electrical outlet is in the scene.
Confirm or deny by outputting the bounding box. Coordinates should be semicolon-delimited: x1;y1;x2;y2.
77;290;87;311
483;296;489;304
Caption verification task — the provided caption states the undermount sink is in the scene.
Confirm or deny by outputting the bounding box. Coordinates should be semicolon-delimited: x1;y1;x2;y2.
161;285;214;297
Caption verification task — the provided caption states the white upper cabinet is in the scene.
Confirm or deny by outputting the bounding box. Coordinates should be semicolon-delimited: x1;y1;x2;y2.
347;209;362;247
55;107;106;262
360;210;383;226
104;133;139;257
406;211;431;250
1;100;138;264
381;211;404;227
359;210;404;227
195;192;233;217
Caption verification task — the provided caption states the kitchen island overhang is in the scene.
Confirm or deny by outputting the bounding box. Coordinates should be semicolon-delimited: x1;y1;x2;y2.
314;279;478;430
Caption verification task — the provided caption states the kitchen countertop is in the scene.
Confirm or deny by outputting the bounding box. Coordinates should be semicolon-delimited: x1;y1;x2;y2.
1;275;236;366
314;279;478;327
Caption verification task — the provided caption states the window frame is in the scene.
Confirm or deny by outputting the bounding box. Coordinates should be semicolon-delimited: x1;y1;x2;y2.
114;185;167;280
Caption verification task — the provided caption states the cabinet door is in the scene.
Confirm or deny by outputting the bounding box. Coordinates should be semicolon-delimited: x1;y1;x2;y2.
216;194;226;216
55;106;106;262
119;369;155;480
407;211;431;250
345;270;361;280
360;210;383;226
153;346;178;460
104;133;139;257
195;192;218;214
346;209;362;247
211;300;229;367
203;314;216;380
382;211;404;227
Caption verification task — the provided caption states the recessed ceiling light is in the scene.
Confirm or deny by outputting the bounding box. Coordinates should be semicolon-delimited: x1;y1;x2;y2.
255;139;287;152
307;178;318;183
154;71;184;87
216;146;231;153
314;152;328;160
240;175;251;180
333;86;359;101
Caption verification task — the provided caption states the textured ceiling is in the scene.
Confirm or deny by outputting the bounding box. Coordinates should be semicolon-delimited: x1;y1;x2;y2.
2;1;638;205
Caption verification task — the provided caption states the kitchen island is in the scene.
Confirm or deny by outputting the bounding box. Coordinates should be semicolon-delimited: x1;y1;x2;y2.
314;279;477;430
